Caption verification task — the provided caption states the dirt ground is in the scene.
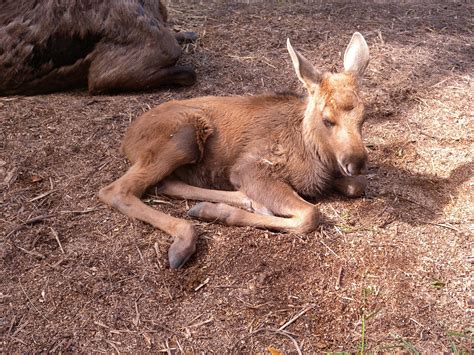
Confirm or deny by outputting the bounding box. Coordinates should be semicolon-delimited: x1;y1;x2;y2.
1;1;473;353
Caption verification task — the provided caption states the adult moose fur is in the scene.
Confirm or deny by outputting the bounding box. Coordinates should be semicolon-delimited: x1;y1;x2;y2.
0;0;196;94
99;33;371;269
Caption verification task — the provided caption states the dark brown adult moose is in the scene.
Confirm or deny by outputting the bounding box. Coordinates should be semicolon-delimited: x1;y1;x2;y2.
99;32;371;268
0;0;196;94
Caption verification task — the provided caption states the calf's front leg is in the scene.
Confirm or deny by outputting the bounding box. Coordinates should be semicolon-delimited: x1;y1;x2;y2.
188;170;320;234
158;178;273;215
333;175;367;197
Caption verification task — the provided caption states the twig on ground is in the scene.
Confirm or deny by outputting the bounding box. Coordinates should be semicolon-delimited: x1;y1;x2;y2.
18;279;49;322
194;277;210;292
176;339;184;353
135;245;144;263
29;190;55;202
144;198;174;206
16;246;45;259
261;57;276;69
421;221;461;233
431;77;450;88
7;208;102;238
228;54;257;61
133;300;140;327
335;266;344;290
94;320;110;329
409;317;425;327
6;214;56;238
50;227;65;254
189;317;213;328
9;336;27;345
7;315;17;336
106;340;121;355
153;242;163;269
396;195;435;212
25;214;56;224
59;207;103;214
147;320;184;337
11;317;29;338
279;305;315;331
320;240;340;259
163;339;173;355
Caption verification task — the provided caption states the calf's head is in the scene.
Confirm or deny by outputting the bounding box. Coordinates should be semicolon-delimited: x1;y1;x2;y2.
287;33;370;176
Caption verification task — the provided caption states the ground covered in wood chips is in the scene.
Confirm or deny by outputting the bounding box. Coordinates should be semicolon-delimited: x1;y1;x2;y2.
1;1;473;353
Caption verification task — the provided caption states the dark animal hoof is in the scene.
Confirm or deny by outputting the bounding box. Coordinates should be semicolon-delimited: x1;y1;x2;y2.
187;202;210;219
166;65;196;87
168;240;195;269
167;224;197;269
175;31;198;44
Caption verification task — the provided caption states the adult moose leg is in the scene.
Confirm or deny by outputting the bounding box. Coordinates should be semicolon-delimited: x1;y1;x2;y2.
98;125;202;268
175;31;198;44
88;41;195;94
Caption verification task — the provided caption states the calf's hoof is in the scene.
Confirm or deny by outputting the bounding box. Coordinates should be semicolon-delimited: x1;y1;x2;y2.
187;202;209;219
343;175;367;197
334;175;367;198
188;202;232;222
168;225;197;269
168;237;196;269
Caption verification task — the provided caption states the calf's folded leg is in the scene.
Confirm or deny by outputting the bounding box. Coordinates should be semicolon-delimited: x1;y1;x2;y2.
159;179;272;215
333;175;367;197
188;173;321;234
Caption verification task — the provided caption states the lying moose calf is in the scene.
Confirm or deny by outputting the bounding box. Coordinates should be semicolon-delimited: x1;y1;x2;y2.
100;33;370;268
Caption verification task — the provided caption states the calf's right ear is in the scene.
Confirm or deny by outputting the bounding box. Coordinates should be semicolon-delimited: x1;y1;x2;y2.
287;38;321;92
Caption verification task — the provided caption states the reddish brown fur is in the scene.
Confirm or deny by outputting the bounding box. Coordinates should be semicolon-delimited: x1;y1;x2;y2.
0;0;196;95
99;33;371;268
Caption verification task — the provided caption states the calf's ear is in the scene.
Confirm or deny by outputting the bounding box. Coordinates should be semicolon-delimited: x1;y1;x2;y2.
344;32;370;78
287;38;321;91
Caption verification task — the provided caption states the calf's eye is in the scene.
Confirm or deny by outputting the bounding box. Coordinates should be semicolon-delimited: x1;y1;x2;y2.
323;118;336;128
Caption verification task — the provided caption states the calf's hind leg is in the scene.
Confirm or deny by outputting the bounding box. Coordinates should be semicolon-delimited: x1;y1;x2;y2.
98;126;201;269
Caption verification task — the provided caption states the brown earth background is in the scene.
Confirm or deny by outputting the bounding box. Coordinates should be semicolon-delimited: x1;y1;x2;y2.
1;1;473;353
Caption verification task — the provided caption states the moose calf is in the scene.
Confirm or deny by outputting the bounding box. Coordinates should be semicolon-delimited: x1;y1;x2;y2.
0;0;196;94
99;33;370;268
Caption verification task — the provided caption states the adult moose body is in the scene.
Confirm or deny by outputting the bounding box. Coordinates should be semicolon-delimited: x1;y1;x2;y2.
0;0;196;94
100;33;371;268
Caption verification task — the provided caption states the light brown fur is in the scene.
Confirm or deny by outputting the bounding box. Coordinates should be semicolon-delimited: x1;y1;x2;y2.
99;33;371;268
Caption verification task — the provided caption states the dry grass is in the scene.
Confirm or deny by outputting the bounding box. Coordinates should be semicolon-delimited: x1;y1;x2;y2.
1;1;473;353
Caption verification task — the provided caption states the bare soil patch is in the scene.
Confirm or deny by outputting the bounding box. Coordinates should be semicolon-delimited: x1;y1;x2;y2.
1;1;472;353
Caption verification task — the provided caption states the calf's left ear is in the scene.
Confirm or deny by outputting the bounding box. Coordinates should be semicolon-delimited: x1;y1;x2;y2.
344;32;370;78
